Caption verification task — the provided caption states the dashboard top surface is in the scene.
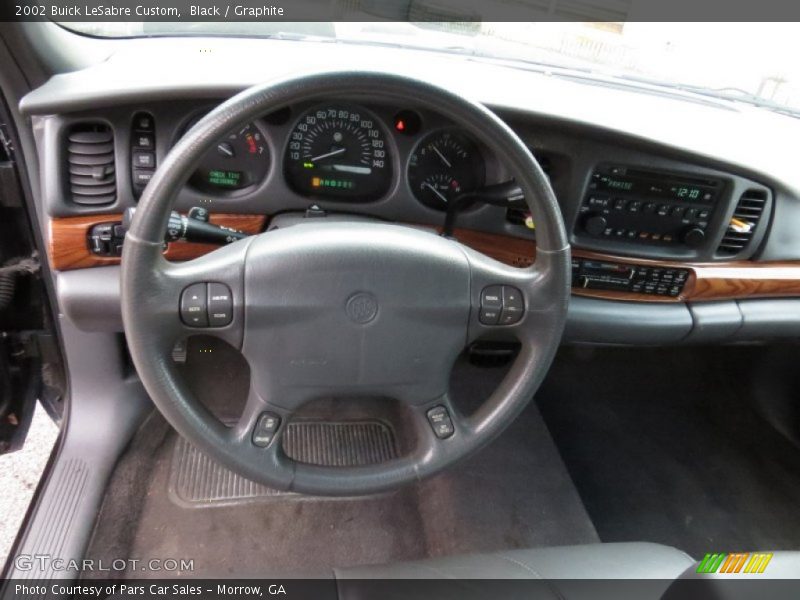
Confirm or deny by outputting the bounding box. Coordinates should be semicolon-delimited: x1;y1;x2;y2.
20;36;800;195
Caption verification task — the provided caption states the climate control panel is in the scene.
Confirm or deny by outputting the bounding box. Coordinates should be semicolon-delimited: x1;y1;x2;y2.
572;258;690;298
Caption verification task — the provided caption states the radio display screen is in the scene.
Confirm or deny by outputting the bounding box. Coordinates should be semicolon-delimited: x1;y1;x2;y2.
592;168;721;203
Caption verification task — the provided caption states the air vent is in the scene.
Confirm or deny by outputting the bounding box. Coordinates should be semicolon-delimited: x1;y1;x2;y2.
717;189;768;255
506;154;553;228
66;123;116;205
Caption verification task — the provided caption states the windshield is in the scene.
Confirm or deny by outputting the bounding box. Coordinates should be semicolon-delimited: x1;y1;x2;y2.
62;21;800;115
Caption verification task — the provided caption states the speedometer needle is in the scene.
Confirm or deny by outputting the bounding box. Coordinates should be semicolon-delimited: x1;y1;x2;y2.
310;147;346;162
421;182;449;204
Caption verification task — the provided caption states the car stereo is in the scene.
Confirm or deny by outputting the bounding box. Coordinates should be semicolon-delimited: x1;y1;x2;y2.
576;165;724;248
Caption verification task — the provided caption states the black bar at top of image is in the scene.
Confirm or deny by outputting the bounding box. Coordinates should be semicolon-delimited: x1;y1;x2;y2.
3;0;800;22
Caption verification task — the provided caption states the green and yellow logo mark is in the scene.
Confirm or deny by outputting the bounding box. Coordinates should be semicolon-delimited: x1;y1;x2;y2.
696;552;773;574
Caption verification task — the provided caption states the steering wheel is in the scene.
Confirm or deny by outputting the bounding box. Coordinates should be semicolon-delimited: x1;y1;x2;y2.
121;71;570;496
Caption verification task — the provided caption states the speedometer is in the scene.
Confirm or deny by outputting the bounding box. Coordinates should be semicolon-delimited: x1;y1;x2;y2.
284;105;392;201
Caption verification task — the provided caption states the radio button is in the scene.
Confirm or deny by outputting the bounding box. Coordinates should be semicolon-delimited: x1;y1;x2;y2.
682;226;706;248
480;307;501;325
657;204;670;216
627;201;641;212
587;195;609;208
480;286;503;309
502;286;524;311
499;286;524;325
583;214;608;236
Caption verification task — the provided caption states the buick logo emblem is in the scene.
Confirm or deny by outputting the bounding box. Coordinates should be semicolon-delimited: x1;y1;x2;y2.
346;292;378;324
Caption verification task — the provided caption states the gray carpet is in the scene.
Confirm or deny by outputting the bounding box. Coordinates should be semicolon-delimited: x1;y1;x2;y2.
536;345;800;559
85;356;599;577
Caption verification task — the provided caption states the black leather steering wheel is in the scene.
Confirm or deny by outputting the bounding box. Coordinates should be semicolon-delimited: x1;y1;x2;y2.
121;71;570;496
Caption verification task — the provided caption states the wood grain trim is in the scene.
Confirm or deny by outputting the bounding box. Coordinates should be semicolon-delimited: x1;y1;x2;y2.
49;213;267;271
48;215;800;302
449;228;800;303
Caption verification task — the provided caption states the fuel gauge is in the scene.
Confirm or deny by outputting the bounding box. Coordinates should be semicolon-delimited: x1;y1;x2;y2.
407;130;485;210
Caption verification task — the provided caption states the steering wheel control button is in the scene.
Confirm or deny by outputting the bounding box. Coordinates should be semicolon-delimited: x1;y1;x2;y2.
480;285;524;326
207;283;233;327
479;285;503;324
427;405;455;439
180;283;209;327
499;285;525;325
252;412;281;447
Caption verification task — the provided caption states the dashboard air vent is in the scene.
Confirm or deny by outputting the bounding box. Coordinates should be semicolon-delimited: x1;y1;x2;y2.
66;123;116;205
717;189;768;255
506;154;553;228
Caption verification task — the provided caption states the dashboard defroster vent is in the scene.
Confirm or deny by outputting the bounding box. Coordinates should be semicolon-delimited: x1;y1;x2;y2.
66;123;116;205
717;188;768;255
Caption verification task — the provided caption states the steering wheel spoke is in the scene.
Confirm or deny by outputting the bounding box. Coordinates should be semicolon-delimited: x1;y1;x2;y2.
232;385;294;449
130;238;252;352
461;244;570;344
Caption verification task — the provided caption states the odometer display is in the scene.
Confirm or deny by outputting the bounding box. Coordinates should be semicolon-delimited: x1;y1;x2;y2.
284;105;392;201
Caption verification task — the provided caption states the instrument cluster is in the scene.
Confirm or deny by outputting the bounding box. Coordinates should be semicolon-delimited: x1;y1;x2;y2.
181;102;490;212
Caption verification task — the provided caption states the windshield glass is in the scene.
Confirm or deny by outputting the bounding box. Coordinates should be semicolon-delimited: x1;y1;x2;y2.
61;21;800;114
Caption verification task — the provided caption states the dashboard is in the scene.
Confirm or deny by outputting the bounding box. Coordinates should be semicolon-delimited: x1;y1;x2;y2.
17;37;800;345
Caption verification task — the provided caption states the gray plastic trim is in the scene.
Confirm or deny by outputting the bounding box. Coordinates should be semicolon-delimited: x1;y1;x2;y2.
57;267;123;332
3;319;151;583
685;301;743;344
564;296;693;345
735;299;800;340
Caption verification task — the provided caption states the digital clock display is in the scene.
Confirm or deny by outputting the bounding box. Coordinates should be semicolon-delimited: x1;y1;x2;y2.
673;186;703;200
593;168;719;203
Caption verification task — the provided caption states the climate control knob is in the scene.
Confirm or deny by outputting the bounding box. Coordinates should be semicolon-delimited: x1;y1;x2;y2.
583;214;608;236
682;226;706;248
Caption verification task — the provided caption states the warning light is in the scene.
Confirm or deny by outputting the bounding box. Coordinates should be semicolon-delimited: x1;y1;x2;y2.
312;177;321;188
392;110;421;136
245;133;258;154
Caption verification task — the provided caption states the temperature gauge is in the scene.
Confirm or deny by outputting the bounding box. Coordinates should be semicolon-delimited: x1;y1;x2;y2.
407;130;485;211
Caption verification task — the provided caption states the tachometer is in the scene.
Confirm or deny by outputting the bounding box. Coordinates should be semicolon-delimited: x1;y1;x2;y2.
187;119;269;193
284;105;392;201
408;130;485;210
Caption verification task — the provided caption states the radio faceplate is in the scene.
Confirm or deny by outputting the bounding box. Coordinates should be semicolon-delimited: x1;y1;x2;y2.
576;165;724;250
